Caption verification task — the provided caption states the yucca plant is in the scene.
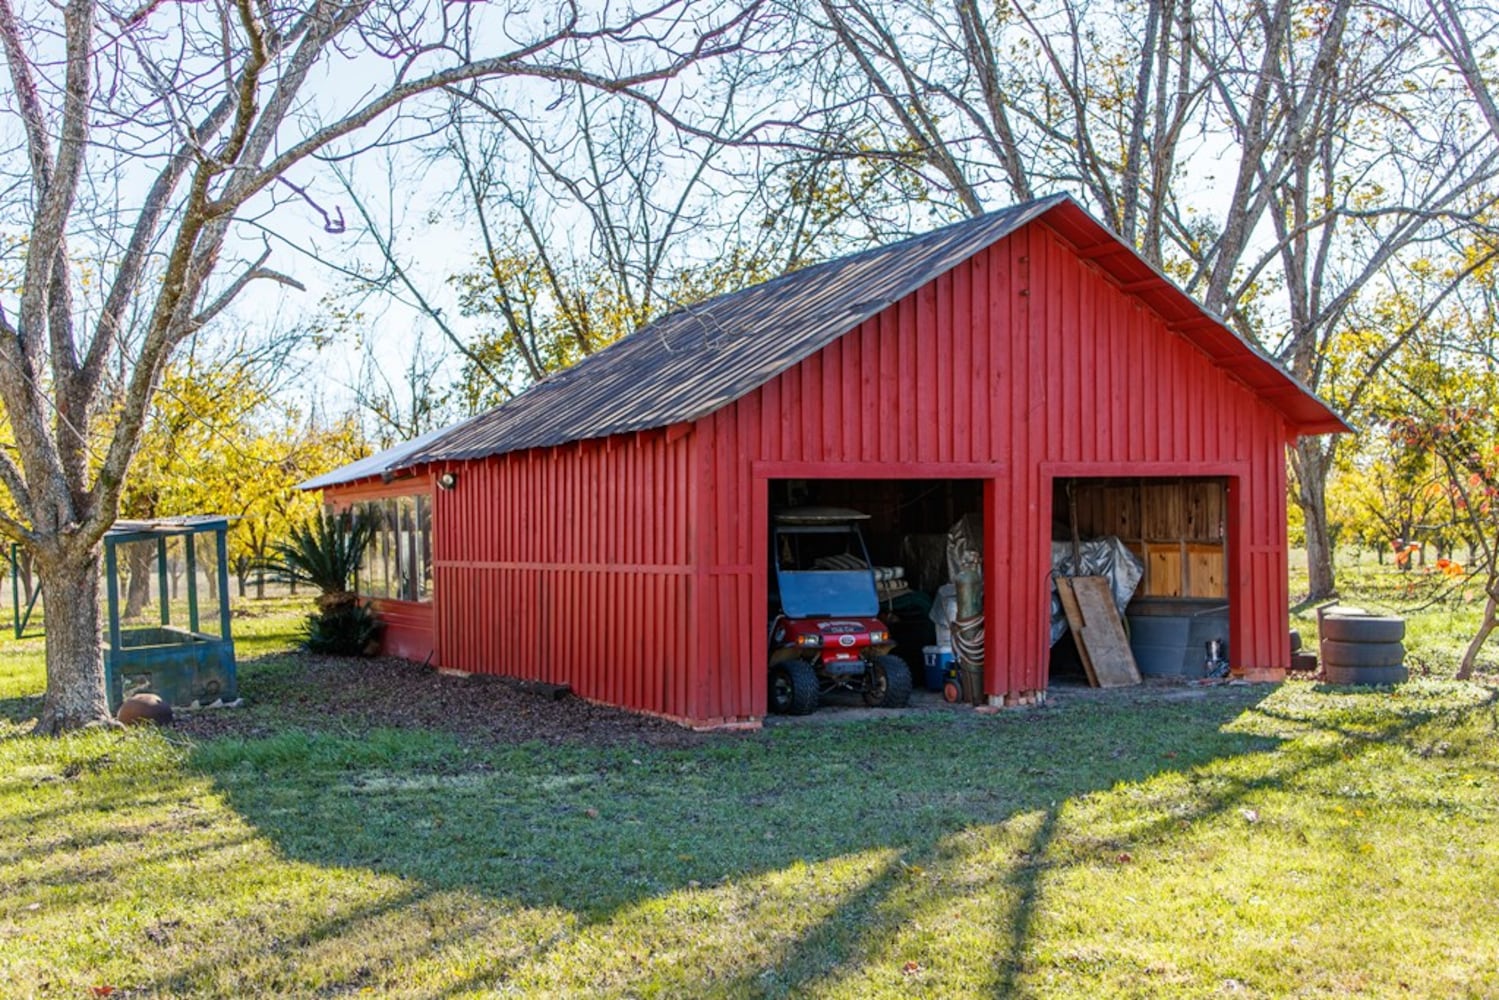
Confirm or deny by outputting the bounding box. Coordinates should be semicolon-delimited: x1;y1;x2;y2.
264;507;382;655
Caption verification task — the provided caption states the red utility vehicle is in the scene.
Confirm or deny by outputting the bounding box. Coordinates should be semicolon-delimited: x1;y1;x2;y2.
768;508;912;715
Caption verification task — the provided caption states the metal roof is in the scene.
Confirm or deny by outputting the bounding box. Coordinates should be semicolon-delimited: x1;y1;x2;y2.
297;424;453;491
106;515;231;539
305;194;1346;490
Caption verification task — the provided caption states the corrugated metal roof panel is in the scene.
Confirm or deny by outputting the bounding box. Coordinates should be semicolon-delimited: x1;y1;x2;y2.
305;193;1346;489
297;424;456;491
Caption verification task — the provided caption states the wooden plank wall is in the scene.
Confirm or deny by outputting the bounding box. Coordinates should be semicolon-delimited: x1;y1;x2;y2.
698;219;1291;717
1071;478;1227;599
429;431;702;723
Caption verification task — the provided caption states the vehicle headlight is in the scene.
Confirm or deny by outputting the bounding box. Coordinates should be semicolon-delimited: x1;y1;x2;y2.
869;629;889;643
796;634;822;648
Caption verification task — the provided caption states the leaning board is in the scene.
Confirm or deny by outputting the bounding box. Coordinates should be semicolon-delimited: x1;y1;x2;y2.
1056;575;1142;688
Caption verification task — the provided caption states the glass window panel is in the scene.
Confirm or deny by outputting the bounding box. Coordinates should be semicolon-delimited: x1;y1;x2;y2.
416;493;432;600
353;494;432;604
396;496;416;601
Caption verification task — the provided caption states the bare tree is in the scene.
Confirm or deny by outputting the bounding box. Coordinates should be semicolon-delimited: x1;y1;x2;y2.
1382;232;1499;677
1420;0;1499;141
788;0;1499;598
0;0;763;732
336;54;915;411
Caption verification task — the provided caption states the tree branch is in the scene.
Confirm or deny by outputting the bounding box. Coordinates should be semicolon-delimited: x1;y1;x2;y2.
192;249;307;331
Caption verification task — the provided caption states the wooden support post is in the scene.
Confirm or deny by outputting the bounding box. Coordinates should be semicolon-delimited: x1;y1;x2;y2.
216;528;233;644
185;533;200;634
156;538;170;626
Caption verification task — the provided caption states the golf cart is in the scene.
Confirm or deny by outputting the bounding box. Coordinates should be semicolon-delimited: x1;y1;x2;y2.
768;508;913;715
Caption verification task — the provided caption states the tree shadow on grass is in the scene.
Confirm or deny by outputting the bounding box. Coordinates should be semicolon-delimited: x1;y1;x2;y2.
0;693;42;725
154;688;1309;994
10;677;1472;997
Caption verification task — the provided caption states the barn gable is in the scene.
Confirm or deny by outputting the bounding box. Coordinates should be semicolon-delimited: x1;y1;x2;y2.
685;218;1314;720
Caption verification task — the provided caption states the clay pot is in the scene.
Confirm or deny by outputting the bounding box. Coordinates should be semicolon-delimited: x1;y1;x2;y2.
118;692;173;726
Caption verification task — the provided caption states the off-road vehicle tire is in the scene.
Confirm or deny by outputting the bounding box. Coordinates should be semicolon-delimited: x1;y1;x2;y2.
864;654;913;708
1323;663;1409;686
770;659;820;715
1320;614;1405;644
1320;639;1405;668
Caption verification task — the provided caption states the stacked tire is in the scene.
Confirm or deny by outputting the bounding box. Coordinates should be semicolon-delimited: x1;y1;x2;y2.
1319;611;1407;685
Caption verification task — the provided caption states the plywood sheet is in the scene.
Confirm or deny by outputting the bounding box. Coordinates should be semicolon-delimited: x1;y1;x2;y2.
1055;578;1099;687
1145;543;1183;597
1186;542;1226;598
1056;575;1142;688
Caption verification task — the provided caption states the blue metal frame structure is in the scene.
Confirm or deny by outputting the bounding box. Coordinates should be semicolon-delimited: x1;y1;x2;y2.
102;516;237;711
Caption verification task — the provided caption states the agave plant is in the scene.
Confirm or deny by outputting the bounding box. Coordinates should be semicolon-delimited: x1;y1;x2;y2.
265;507;382;655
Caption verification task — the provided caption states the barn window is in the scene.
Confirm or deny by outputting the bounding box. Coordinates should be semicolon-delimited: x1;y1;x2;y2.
357;494;432;603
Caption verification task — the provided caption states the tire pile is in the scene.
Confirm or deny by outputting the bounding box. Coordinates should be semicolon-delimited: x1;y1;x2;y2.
1318;608;1407;685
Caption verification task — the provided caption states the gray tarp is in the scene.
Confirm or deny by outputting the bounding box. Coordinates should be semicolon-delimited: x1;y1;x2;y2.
1049;538;1144;645
935;515;1143;647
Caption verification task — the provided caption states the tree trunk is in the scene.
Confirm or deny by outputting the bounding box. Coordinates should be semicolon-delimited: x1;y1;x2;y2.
35;548;115;733
1457;587;1498;680
1294;438;1338;600
123;543;154;619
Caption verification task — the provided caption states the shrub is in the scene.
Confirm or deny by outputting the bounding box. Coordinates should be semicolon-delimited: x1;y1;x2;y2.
264;508;382;656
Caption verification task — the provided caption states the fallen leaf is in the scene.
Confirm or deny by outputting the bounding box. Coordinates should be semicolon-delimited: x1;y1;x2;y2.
903;961;923;975
90;987;116;998
1117;852;1133;864
584;807;599;819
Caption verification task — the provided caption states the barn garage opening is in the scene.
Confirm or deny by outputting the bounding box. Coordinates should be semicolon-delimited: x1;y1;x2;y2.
1049;476;1231;683
767;478;984;704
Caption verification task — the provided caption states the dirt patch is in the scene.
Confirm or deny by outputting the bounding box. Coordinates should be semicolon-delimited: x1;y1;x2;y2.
173;653;711;750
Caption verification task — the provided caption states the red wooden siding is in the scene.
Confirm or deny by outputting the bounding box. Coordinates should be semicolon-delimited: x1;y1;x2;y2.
429;430;704;723
325;216;1302;728
690;219;1292;720
366;599;435;662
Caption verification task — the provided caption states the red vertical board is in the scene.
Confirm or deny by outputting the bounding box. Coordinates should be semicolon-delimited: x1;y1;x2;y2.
324;215;1312;726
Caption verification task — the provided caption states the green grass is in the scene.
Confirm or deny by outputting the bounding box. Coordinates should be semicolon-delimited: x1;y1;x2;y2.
2;598;1498;996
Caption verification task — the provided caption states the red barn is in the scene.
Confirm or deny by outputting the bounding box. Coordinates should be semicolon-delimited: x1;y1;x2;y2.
305;195;1346;728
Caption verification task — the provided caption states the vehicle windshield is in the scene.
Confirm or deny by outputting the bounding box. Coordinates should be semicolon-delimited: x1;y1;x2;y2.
773;524;879;617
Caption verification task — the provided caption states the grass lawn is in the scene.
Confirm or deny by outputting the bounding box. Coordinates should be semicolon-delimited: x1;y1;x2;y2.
2;596;1498;997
